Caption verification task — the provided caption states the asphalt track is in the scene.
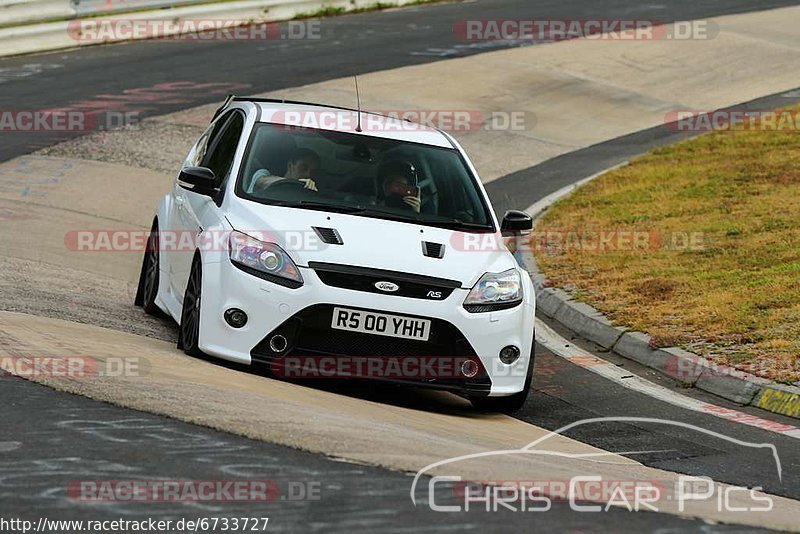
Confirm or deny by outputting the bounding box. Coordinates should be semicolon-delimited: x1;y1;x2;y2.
2;0;800;531
0;377;773;533
1;0;799;162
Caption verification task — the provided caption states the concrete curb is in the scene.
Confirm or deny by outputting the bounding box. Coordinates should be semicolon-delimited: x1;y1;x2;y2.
0;0;425;57
517;167;800;420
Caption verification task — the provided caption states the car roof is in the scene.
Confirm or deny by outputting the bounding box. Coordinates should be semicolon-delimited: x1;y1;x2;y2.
245;100;455;149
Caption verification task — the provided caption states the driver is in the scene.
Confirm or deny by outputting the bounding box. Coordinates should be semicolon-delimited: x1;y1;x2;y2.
376;159;421;213
253;148;320;192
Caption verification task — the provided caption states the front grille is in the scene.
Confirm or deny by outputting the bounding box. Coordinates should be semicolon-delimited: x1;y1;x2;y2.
309;262;460;301
294;305;469;357
250;304;491;394
463;300;523;313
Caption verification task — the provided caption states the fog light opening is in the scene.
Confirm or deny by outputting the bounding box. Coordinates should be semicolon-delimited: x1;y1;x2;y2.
224;308;248;328
269;334;288;354
499;345;520;365
461;359;479;378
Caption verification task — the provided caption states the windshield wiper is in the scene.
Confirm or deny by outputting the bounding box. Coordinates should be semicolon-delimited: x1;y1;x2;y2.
287;203;420;222
424;219;494;231
274;201;366;214
347;211;494;231
273;202;493;231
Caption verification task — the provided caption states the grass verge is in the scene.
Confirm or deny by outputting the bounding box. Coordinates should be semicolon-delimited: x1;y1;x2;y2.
293;0;454;19
535;106;800;384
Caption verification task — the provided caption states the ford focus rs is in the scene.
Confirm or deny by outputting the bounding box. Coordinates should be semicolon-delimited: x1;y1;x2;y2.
135;96;536;412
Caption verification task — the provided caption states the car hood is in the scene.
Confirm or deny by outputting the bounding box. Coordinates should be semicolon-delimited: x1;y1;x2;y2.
225;200;517;287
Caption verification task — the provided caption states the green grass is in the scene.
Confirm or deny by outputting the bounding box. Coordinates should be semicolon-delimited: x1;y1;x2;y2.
536;106;800;383
293;0;452;19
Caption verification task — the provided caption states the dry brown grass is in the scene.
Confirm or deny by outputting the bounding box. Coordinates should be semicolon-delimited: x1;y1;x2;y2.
535;109;800;383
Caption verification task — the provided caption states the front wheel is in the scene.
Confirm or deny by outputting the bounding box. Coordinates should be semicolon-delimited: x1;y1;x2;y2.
134;220;164;317
470;340;535;414
178;256;205;357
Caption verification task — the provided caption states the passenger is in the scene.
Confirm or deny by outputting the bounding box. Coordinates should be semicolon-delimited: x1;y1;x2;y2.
376;159;421;213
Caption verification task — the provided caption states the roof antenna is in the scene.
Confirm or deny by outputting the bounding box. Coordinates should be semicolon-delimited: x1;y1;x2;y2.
354;76;363;132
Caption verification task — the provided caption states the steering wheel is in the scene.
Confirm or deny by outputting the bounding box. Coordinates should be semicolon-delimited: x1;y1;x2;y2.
261;178;316;198
263;178;315;194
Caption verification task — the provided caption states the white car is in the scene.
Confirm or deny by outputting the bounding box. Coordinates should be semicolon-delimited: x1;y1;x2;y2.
135;96;536;412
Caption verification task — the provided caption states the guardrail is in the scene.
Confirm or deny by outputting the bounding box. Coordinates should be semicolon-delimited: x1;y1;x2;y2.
0;0;421;57
1;0;220;27
71;0;210;17
0;0;73;27
1;0;405;27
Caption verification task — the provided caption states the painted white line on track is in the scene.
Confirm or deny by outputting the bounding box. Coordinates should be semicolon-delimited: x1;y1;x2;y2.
535;318;800;440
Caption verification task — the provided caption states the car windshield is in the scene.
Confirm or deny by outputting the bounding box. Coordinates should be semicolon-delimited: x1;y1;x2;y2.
236;122;494;231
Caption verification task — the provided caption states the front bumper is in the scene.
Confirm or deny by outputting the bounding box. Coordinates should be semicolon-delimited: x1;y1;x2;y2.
197;257;535;396
252;303;493;396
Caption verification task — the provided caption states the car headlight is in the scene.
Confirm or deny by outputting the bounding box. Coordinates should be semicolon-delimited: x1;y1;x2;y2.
463;269;522;312
229;230;303;288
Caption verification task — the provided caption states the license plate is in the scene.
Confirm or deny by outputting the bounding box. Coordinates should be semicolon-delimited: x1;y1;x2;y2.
331;307;431;341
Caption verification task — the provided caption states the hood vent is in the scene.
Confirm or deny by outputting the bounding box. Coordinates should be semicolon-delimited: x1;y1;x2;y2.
312;227;344;245
422;241;445;259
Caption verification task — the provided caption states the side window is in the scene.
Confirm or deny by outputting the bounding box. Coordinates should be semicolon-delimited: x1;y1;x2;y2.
185;114;228;168
202;112;245;188
184;130;208;168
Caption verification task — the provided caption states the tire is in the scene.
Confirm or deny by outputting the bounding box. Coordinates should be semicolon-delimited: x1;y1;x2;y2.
178;255;205;357
470;339;535;414
134;220;164;317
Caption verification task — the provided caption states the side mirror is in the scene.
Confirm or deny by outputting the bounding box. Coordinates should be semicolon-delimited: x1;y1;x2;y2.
178;166;217;196
501;210;533;233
